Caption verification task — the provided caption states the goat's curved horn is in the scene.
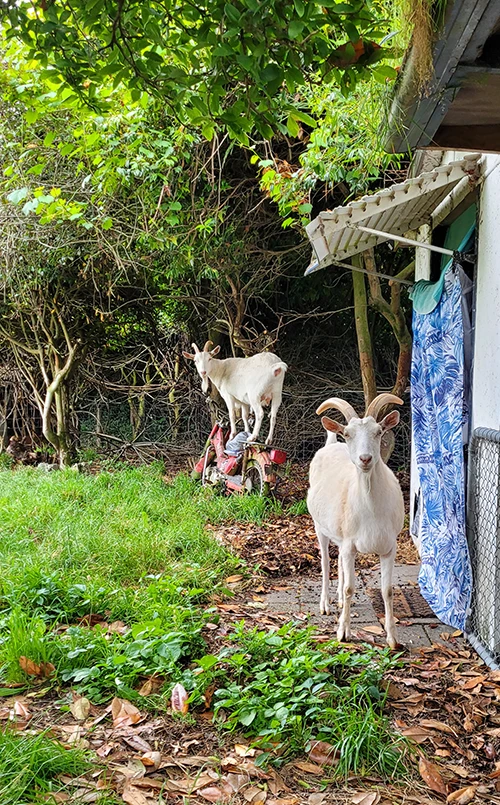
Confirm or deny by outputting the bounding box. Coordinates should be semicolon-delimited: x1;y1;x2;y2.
191;343;200;354
365;393;403;421
315;397;358;422
203;340;214;352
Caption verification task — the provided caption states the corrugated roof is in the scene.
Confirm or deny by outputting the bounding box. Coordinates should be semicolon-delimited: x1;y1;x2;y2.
305;155;480;274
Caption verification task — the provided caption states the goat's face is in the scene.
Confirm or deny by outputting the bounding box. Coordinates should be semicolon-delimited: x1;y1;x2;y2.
193;351;213;393
182;342;221;394
322;410;400;473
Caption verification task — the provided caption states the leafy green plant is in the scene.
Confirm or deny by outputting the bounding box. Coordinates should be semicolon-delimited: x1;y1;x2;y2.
206;623;408;776
0;728;89;804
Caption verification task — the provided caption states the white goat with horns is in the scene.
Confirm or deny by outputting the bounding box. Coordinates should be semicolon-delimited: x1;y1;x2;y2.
307;393;404;649
182;341;287;445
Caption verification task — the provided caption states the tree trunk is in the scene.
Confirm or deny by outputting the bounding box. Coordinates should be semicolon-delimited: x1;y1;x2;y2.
363;249;413;398
169;354;181;440
55;386;73;467
0;387;8;451
352;256;377;409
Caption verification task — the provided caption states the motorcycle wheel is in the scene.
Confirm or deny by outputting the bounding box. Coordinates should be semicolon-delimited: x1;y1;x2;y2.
201;449;216;487
244;460;269;496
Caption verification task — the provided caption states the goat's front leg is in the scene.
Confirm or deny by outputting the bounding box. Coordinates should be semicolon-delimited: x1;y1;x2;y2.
265;395;280;445
337;551;344;608
241;403;251;433
337;546;355;643
223;395;238;440
315;525;330;615
248;402;264;443
380;547;397;649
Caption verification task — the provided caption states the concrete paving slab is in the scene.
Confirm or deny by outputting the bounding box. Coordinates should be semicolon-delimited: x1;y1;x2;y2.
261;563;446;651
360;563;421;587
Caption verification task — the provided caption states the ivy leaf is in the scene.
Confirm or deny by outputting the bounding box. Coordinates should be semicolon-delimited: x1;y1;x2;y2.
288;20;304;40
6;187;29;204
224;3;241;24
286;114;300;137
291;110;317;127
239;710;256;726
25;108;38;124
293;0;305;17
372;64;398;80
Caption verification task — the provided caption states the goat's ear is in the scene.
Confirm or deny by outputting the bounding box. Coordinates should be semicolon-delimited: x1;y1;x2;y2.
321;416;344;435
210;345;221;356
182;351;195;360
380;410;400;431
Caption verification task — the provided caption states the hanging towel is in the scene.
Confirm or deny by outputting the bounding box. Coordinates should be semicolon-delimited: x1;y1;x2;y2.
411;269;472;629
410;218;476;314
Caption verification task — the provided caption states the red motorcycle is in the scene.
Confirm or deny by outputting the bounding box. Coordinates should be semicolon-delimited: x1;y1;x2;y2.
192;422;287;496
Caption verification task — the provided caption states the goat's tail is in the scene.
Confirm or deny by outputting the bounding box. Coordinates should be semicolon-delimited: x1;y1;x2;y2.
272;361;288;378
325;432;337;446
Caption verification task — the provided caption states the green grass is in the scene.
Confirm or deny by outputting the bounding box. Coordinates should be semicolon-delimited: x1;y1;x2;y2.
0;465;276;623
0;465;411;781
0;728;90;804
0;466;278;699
287;498;308;516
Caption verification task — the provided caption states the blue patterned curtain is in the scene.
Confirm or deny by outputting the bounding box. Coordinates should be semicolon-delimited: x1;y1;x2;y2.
411;269;472;629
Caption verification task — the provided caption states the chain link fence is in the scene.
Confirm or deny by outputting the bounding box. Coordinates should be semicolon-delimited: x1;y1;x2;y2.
466;428;500;669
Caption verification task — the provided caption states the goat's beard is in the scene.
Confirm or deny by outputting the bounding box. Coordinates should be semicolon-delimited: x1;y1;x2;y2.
201;377;209;394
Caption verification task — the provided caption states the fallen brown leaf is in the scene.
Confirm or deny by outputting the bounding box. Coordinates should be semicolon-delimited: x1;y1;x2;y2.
171;682;189;714
293;761;323;775
401;726;433;743
139;751;161;770
107;620;128;634
462;676;486;690
122;781;150;805
351;794;381;805
308;739;339;766
419;757;447;796
447;764;469;779
225;574;244;583
235;744;257;757
446;787;476;804
19;656;55;678
204;682;216;709
70;695;91;721
111;697;142;728
308;794;326;805
13;700;31;720
164;773;215;794
420;719;457;736
267;799;300;805
244;785;267;803
137;675;163;697
122;734;152;754
360;624;385;636
199;784;233;803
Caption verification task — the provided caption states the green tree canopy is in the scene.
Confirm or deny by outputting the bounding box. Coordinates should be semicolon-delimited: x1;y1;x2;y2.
1;0;395;142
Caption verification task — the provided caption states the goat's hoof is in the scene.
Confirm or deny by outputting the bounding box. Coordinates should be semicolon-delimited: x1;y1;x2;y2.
337;625;351;642
386;636;399;650
320;599;330;616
